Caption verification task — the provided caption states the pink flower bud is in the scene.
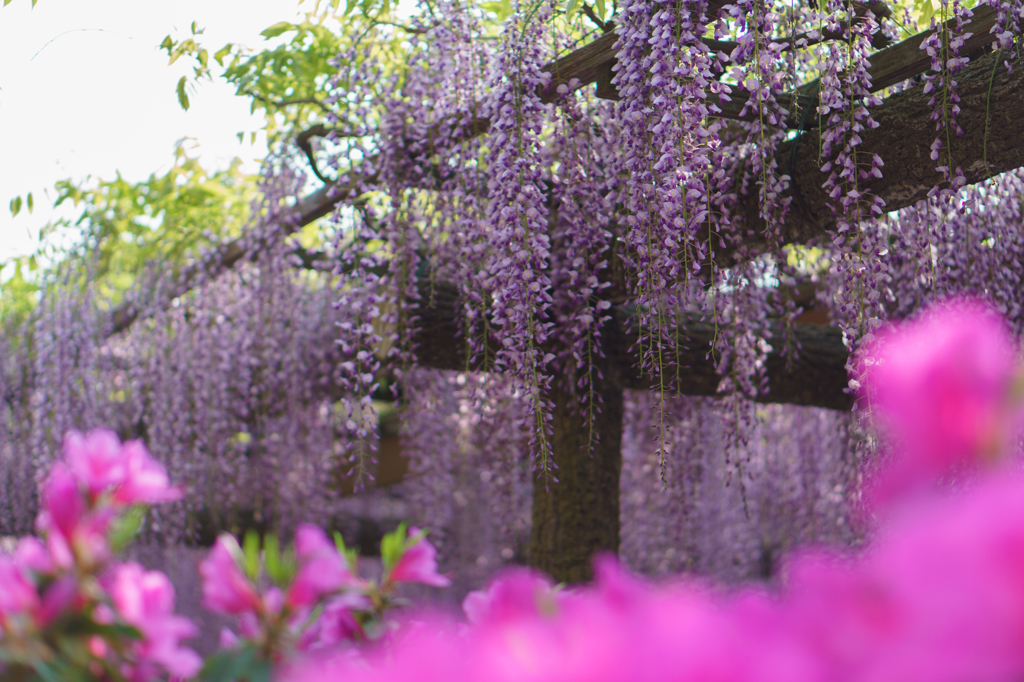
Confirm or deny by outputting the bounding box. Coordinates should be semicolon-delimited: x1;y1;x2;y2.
388;529;450;588
287;524;358;609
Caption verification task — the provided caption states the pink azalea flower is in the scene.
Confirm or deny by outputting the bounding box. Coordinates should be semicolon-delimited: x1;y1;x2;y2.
199;535;261;616
387;529;450;588
0;556;39;623
298;596;366;650
64;429;128;498
63;429;180;506
110;562;202;680
15;537;53;574
462;567;557;626
861;299;1024;505
36;466;112;569
287;524;358;609
112;440;181;506
38;575;78;626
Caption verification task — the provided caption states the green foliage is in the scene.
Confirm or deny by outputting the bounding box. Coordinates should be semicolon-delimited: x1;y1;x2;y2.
243;529;262;581
8;193;32;217
158;1;413;145
380;522;428;573
263;534;299;587
0;257;41;327
379;521;408;571
333;530;360;573
1;139;256;328
108;505;146;553
49;141;255;302
200;645;271;682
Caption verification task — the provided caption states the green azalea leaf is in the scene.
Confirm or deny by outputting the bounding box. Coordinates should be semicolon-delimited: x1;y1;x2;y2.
380;521;407;571
264;534;287;586
214;44;232;67
199;646;259;682
243;529;261;581
109;505;146;552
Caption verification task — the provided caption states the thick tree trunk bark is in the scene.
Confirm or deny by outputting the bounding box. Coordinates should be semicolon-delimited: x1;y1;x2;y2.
528;323;625;584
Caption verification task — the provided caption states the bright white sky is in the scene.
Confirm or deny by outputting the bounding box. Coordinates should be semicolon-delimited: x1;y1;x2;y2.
0;0;310;261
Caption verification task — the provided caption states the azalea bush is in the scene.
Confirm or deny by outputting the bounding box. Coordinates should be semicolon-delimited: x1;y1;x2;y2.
0;431;450;682
0;430;199;681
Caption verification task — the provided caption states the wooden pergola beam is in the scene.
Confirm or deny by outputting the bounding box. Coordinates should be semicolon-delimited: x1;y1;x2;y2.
412;281;852;410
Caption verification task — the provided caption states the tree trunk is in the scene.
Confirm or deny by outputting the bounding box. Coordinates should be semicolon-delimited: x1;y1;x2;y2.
528;332;624;583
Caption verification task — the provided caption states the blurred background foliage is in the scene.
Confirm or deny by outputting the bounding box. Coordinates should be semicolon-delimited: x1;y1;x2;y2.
0;0;605;325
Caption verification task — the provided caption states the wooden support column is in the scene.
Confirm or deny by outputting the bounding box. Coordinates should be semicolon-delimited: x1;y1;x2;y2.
528;324;625;584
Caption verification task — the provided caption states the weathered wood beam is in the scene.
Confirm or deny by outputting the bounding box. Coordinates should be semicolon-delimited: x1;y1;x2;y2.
733;45;1022;264
413;281;853;410
711;5;997;121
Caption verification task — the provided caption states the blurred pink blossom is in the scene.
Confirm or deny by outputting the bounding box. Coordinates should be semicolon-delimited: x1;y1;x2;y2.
199;536;261;616
110;562;202;680
0;556;39;624
36;466;112;569
64;429;127;498
462;567;558;626
64;429;180;506
38;575;78;626
298;596;366;650
14;537;52;574
287;524;358;609
861;299;1024;504
112;440;182;506
387;529;450;588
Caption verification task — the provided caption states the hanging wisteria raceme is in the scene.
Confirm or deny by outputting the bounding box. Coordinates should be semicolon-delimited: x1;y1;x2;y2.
548;87;615;434
0;236;350;543
922;0;973;191
400;368;532;598
724;0;791;242
809;0;890;458
869;169;1024;329
612;0;721;394
482;0;558;468
121;257;346;543
620;391;860;582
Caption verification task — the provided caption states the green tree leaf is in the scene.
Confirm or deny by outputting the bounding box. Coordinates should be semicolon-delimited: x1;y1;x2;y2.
175;76;190;110
260;21;294;38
